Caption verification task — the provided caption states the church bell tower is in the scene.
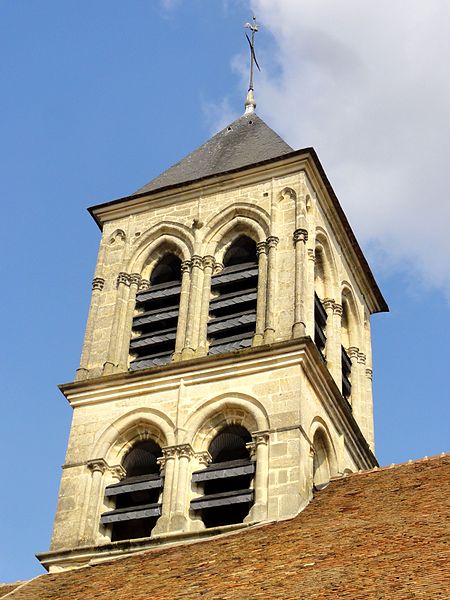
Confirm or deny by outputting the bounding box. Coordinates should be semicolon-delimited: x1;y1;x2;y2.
38;60;387;572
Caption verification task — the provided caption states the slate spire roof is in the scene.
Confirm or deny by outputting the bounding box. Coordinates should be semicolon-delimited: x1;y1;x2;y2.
135;113;293;194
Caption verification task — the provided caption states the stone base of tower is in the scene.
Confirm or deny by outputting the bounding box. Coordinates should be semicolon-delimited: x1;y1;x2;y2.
44;338;376;572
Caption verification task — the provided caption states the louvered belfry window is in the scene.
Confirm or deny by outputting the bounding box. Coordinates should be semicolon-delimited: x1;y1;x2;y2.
207;236;258;356
101;440;163;542
314;293;327;360
190;425;255;528
129;254;181;371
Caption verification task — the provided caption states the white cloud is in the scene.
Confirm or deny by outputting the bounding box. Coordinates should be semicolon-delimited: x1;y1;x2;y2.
247;0;450;296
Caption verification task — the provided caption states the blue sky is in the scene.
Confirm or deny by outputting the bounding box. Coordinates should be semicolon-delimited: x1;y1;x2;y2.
1;0;448;584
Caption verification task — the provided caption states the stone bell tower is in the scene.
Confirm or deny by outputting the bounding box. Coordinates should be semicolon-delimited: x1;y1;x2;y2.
38;93;388;571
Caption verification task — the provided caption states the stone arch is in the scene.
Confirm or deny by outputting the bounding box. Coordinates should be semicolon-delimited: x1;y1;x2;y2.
183;393;270;451
108;229;126;246
278;186;297;202
127;222;194;274
309;417;338;484
202;203;270;257
315;229;338;299
341;283;362;349
93;408;176;466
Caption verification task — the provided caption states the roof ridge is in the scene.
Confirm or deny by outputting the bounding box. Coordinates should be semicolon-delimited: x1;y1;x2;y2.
331;452;449;482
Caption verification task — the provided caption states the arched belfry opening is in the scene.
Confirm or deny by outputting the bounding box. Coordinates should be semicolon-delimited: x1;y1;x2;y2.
312;430;332;490
101;440;163;542
190;425;255;528
129;253;182;370
207;235;258;355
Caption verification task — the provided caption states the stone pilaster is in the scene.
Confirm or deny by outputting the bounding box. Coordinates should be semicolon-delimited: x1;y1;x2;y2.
246;432;270;522
292;228;308;338
253;241;267;346
76;277;105;380
264;236;279;344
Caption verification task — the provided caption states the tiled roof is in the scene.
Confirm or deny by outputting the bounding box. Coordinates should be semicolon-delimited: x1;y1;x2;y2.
4;454;449;599
134;113;293;194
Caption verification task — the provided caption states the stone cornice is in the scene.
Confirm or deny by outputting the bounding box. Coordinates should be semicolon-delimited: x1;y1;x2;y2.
59;337;377;470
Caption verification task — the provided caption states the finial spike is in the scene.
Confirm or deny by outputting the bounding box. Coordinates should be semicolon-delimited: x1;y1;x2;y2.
244;16;260;113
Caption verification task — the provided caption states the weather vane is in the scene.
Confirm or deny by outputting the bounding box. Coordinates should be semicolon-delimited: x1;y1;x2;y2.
244;16;261;92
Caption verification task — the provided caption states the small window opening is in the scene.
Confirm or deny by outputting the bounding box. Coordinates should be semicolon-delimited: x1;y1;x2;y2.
341;302;352;402
208;236;258;356
314;293;327;360
101;440;163;542
129;254;182;371
190;425;255;528
313;432;331;490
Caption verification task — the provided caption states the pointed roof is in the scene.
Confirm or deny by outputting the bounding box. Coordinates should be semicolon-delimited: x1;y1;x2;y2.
135;113;293;194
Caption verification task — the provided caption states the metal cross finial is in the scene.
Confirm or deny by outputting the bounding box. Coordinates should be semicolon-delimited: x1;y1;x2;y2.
244;16;261;92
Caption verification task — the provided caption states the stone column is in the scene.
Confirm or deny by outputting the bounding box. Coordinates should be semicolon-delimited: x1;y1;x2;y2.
264;236;279;344
77;277;105;380
253;241;267;346
365;367;375;451
152;447;177;534
305;248;316;338
103;272;130;374
321;299;340;386
196;256;215;356
118;273;141;370
82;459;108;545
173;260;191;361
292;228;308;338
182;256;203;359
246;432;270;522
332;302;343;392
170;444;195;531
347;346;361;411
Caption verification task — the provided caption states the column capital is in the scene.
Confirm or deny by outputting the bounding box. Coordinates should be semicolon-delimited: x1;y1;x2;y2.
92;277;105;291
266;235;279;249
366;368;373;380
116;272;130;287
256;241;267;256
333;302;343;316
108;464;126;481
246;432;270;458
214;262;224;275
86;458;108;475
195;451;212;467
322;298;335;311
176;443;196;459
191;255;203;270
181;260;192;274
357;352;366;364
129;273;141;288
139;278;150;291
293;228;308;244
347;346;360;360
202;255;215;270
307;248;316;262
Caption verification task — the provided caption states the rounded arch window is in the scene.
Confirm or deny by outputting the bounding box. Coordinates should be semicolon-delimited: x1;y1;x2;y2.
208;235;258;356
191;424;255;529
312;430;331;489
129;252;182;371
223;235;257;268
101;439;163;542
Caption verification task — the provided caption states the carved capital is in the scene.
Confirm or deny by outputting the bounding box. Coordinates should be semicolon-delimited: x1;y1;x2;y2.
214;262;224;275
109;464;126;481
181;260;191;274
322;298;335;311
293;228;308;244
202;255;215;270
116;272;130;287
177;443;195;459
139;278;150;291
86;458;108;475
129;273;141;288
246;432;269;458
266;235;279;249
92;277;105;292
333;303;343;316
366;368;373;380
256;241;267;256
191;255;203;270
307;248;316;262
357;352;366;364
347;346;360;360
195;451;212;467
